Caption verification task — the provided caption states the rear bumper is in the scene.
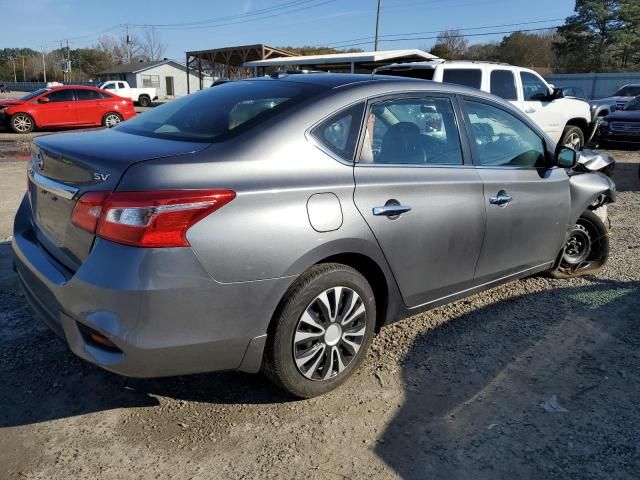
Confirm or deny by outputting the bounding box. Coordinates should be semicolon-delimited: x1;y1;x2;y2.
12;194;293;377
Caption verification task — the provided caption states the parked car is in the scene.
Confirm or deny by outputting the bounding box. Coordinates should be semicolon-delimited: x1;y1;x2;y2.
590;84;640;119
598;96;640;147
13;74;615;398
559;86;587;100
97;80;158;107
0;85;136;134
0;84;10;93
375;60;593;149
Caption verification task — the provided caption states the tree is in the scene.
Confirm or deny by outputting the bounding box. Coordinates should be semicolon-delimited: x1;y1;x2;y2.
463;42;500;62
141;28;167;61
618;0;640;68
429;30;468;59
554;0;624;72
496;31;556;68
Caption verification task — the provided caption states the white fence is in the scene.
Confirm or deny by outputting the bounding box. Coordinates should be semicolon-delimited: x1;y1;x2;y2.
544;72;640;99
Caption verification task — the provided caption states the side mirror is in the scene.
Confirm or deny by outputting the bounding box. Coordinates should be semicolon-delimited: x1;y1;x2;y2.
38;97;50;103
556;146;578;168
552;87;564;100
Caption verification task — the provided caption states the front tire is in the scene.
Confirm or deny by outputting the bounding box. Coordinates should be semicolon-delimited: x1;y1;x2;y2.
263;263;376;398
551;209;609;278
138;95;151;107
561;125;585;150
10;113;34;134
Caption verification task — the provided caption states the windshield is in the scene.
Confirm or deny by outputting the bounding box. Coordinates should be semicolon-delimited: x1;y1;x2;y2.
614;86;640;97
624;98;640;111
116;80;324;142
20;88;50;101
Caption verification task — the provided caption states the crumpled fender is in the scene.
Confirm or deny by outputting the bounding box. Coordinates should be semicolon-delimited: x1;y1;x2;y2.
569;172;616;225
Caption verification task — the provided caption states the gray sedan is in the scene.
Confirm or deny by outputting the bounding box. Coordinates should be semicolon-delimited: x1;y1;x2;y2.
13;74;615;398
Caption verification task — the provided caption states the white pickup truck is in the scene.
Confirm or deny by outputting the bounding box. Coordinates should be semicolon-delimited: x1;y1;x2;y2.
376;60;594;149
97;80;158;107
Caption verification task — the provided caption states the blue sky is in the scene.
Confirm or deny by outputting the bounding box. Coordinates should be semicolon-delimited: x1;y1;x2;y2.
1;0;577;59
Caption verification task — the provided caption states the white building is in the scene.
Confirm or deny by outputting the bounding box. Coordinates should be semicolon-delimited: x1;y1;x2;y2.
98;59;212;98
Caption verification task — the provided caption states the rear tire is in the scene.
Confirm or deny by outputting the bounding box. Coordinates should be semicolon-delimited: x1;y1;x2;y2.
138;95;151;107
561;125;584;150
263;263;376;398
10;113;34;134
102;112;122;128
551;209;609;278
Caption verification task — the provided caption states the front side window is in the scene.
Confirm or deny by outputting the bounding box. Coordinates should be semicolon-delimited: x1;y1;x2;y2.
116;80;324;142
359;96;463;165
103;83;116;90
311;103;364;161
463;100;546;168
45;89;75;102
442;69;482;89
490;70;517;100
520;72;550;101
615;85;640;97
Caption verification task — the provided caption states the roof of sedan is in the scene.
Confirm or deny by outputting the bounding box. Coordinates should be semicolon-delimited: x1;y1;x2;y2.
242;72;424;88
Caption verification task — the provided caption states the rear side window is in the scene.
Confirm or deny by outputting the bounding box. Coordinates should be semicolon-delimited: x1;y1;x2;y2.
442;69;482;89
311;103;365;161
45;89;75;102
490;70;517;100
118;82;127;89
76;89;104;101
116;80;324;142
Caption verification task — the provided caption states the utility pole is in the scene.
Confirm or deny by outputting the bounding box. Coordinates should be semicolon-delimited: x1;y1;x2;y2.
22;56;26;82
125;24;132;63
11;57;16;82
41;48;47;83
66;40;71;81
374;0;382;51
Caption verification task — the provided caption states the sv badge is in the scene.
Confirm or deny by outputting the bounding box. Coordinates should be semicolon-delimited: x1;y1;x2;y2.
93;172;111;182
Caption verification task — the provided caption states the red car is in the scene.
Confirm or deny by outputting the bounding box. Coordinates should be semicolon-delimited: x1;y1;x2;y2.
0;85;136;134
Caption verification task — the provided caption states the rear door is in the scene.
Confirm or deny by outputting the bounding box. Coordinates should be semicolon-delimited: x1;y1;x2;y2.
74;89;105;125
37;89;77;126
353;93;486;307
460;96;571;282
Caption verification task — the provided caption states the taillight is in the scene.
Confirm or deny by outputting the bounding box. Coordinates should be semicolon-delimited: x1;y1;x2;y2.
71;192;110;233
71;190;235;247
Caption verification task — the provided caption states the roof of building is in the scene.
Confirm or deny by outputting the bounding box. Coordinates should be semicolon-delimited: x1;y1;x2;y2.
98;59;203;75
243;49;438;70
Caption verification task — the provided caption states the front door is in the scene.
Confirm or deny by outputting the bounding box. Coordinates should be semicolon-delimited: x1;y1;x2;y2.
353;94;486;308
518;70;563;143
37;89;77;126
165;76;174;96
460;97;571;282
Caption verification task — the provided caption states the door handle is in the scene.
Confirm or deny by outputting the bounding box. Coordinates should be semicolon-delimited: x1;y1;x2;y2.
373;204;412;217
489;190;512;206
525;107;536;114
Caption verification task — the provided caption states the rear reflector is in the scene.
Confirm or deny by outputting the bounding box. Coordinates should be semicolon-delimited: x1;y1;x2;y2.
72;190;235;247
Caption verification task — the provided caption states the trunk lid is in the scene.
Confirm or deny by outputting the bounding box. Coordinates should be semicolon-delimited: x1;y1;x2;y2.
29;129;208;271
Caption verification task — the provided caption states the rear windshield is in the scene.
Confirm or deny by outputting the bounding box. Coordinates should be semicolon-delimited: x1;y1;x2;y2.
376;68;435;81
116;80;324;142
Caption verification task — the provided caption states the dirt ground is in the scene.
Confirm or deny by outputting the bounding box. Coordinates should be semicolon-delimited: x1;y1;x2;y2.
0;145;639;480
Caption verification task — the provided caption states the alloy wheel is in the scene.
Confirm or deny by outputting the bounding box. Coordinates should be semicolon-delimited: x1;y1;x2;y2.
564;132;582;150
104;114;121;127
12;114;32;133
293;286;367;381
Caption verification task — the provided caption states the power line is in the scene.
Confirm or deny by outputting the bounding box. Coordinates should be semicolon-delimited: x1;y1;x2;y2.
326;17;564;48
129;0;332;28
330;25;561;50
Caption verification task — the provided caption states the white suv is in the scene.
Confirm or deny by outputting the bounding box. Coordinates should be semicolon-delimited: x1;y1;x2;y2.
376;60;593;149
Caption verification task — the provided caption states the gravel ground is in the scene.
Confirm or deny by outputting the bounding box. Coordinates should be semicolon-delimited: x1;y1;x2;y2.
0;147;638;480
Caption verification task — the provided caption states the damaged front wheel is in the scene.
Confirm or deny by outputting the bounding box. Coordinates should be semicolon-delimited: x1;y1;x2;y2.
551;209;610;278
